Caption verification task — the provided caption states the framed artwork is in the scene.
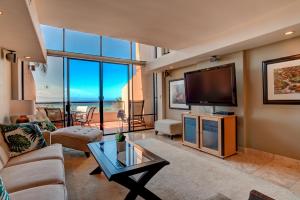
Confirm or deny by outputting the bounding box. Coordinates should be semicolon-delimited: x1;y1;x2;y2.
262;54;300;104
169;79;190;110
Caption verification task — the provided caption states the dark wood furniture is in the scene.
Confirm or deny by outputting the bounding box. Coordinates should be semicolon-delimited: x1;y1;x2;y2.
182;113;237;158
88;140;169;200
249;190;275;200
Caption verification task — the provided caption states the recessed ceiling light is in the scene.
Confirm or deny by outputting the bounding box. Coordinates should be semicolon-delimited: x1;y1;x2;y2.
284;31;294;36
25;56;31;59
0;11;3;15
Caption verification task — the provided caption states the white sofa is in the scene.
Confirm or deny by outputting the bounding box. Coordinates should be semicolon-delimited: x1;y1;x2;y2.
0;132;67;200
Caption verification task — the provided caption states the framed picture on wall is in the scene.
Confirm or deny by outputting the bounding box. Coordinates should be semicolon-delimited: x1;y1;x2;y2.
263;54;300;104
169;79;190;110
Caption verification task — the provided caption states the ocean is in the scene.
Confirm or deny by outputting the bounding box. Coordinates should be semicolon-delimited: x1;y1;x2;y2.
36;101;125;112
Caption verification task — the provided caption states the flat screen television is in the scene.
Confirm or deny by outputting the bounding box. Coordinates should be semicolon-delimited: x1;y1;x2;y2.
184;63;237;106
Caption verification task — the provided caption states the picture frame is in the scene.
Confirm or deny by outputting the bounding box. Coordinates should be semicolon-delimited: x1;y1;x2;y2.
169;79;191;110
262;54;300;104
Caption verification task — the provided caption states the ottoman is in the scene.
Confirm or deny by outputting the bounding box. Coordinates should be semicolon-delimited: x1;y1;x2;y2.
51;126;103;157
154;119;182;139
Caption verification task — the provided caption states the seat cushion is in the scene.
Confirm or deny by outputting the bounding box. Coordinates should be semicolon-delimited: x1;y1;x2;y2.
155;119;182;135
0;160;65;193
52;126;102;141
51;126;102;152
10;184;67;200
6;144;64;167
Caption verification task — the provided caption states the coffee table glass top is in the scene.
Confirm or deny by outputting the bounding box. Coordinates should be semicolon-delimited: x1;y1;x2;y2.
98;140;153;169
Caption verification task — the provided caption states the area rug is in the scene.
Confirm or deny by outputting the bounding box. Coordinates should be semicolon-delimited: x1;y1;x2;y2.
64;139;299;200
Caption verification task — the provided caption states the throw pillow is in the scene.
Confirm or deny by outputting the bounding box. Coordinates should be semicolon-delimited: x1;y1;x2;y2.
0;124;47;157
0;177;10;200
31;120;57;132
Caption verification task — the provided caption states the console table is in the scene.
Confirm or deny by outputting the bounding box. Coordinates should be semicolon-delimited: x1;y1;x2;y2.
182;113;237;158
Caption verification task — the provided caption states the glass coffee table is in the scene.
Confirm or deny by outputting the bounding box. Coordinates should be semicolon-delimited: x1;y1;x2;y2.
88;140;170;200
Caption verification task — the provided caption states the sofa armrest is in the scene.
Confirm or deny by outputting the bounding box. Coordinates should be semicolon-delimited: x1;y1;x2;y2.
42;130;51;145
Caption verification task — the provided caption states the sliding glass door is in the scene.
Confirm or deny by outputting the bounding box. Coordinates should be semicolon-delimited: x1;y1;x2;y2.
61;57;156;135
66;59;130;135
102;63;129;134
66;59;100;127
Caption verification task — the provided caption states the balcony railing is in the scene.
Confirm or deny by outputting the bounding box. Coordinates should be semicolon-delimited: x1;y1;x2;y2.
36;101;155;134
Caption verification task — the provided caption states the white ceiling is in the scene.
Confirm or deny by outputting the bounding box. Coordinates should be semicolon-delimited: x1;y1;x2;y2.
0;0;46;63
1;0;300;65
35;0;297;50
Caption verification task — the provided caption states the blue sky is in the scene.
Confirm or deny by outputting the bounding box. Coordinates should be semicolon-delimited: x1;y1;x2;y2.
37;25;135;102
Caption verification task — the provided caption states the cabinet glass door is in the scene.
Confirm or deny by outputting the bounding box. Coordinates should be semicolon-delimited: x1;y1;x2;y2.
183;116;199;148
200;118;221;155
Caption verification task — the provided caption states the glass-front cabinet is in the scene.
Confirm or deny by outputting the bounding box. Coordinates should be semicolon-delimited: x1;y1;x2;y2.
200;117;222;156
182;115;199;148
182;114;237;158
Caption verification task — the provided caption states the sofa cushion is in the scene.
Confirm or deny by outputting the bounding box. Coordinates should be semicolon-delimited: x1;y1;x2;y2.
0;160;65;193
0;177;10;200
10;184;66;200
31;121;57;132
0;134;10;169
0;124;47;157
6;144;64;167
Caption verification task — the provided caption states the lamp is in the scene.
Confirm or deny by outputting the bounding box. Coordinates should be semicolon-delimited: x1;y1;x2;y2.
10;100;35;123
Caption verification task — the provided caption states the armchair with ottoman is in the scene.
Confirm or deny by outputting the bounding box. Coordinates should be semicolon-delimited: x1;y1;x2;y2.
11;110;103;157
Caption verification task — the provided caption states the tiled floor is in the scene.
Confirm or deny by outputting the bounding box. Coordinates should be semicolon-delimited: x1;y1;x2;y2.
114;130;300;197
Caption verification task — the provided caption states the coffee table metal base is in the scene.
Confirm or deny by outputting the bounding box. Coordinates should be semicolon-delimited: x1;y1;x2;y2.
90;166;163;200
90;166;102;175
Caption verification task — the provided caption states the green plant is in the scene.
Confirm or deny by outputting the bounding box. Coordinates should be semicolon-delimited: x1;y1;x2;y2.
115;132;126;142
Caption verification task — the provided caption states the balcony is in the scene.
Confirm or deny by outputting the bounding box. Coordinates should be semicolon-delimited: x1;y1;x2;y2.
36;101;155;135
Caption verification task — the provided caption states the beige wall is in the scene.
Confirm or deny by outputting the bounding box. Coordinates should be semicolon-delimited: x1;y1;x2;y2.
245;37;300;159
165;52;246;147
162;37;300;159
11;60;22;100
0;49;12;123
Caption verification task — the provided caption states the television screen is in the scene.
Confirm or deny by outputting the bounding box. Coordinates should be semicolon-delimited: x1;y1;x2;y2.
184;63;237;106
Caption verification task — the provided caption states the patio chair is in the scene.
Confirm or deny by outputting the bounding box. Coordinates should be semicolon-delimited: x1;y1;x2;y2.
73;106;88;123
77;107;97;127
44;108;64;128
128;100;146;128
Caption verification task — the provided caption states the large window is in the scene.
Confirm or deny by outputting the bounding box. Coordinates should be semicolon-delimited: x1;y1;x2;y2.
40;25;63;51
69;59;100;102
65;29;100;56
40;24;157;61
32;56;64;103
35;25;157;133
102;36;131;59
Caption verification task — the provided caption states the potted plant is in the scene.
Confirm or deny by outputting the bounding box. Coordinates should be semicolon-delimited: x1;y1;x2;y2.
115;129;126;152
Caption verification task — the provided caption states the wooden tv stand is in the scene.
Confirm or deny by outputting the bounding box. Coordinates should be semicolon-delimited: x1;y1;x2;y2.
182;113;237;158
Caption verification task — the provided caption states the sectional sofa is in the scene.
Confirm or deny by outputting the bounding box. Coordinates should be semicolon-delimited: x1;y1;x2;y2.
0;131;67;200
